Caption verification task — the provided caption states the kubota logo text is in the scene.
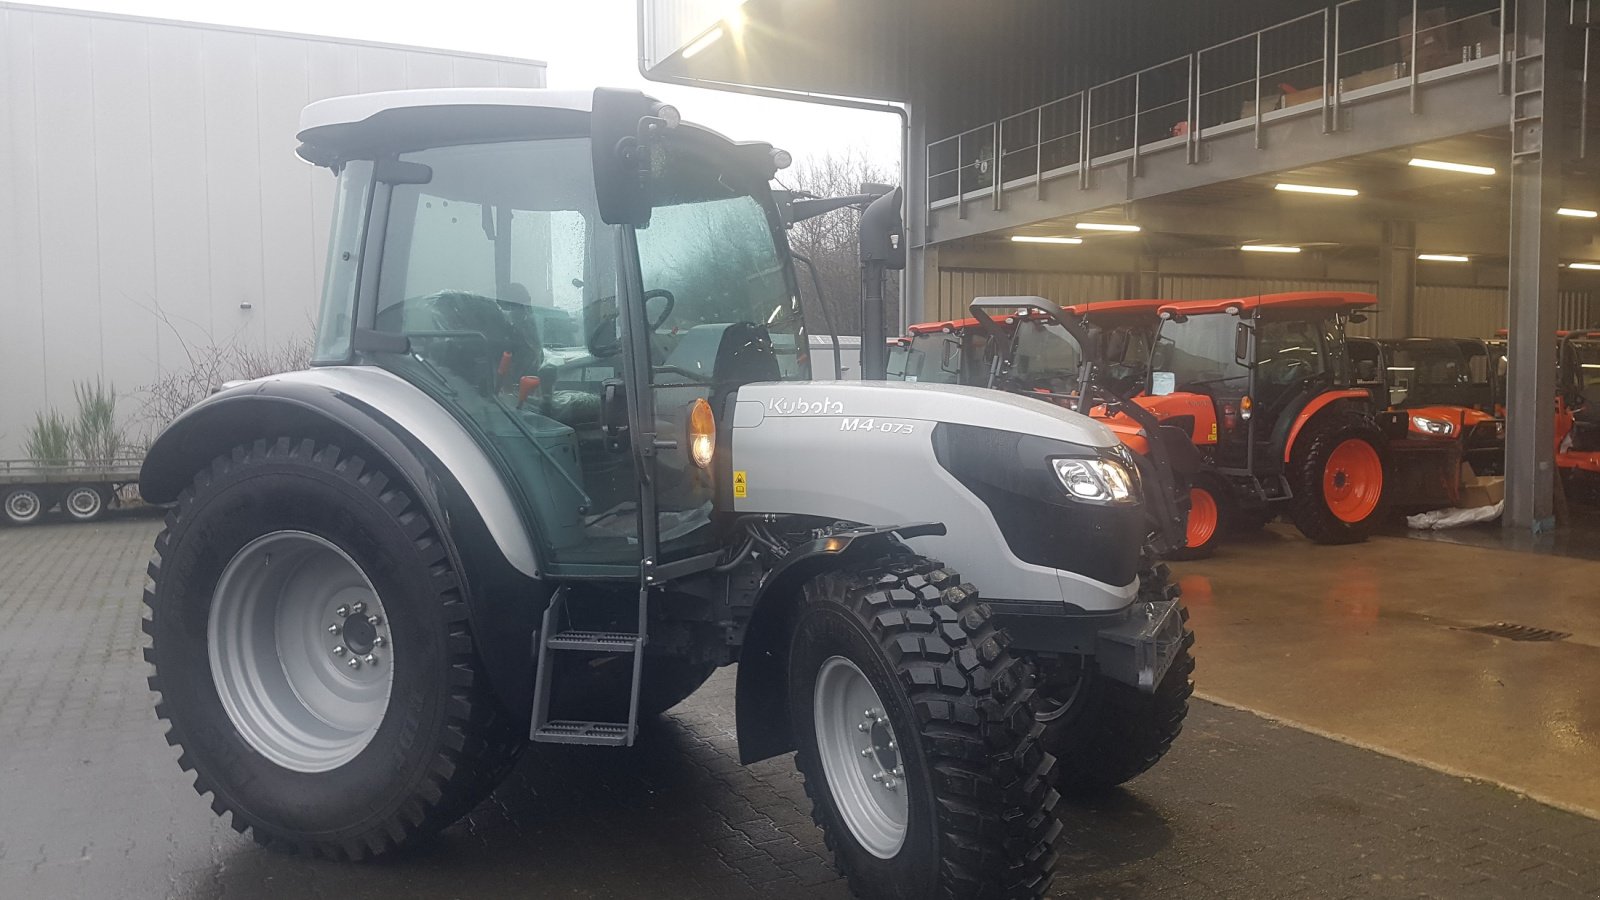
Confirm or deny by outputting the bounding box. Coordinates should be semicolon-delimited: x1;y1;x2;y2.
766;397;844;416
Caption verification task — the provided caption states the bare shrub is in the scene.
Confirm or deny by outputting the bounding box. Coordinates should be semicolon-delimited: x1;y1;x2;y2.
137;332;314;440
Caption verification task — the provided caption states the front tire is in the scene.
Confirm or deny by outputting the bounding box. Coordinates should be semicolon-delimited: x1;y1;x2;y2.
1167;473;1227;560
1288;412;1389;544
1033;562;1194;795
789;553;1061;899
144;437;524;859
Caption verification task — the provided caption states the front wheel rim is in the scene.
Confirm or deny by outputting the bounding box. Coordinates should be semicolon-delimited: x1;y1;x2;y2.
1323;439;1383;523
208;530;394;773
1186;487;1220;548
813;656;908;859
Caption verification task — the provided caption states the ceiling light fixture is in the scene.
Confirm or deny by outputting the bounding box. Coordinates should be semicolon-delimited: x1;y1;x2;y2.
1418;254;1470;262
1076;222;1142;232
1559;208;1599;219
1011;235;1083;245
1275;183;1359;197
681;27;725;58
1569;262;1600;271
1240;244;1301;253
1408;158;1497;176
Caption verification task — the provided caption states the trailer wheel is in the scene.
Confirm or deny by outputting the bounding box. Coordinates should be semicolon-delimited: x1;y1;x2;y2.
1032;562;1194;795
1288;412;1389;544
62;485;107;522
144;437;524;859
3;487;46;526
790;553;1061;899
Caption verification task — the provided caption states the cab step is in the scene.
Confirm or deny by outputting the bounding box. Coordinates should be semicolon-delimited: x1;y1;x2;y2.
546;630;640;653
533;720;631;746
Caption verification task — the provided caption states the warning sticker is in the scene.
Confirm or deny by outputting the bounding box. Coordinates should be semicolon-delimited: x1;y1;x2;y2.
1208;423;1218;443
733;470;748;499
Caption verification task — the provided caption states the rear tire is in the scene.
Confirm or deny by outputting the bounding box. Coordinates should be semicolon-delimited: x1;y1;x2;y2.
143;437;524;859
1288;412;1389;544
789;553;1061;899
62;485;107;522
3;487;45;526
1033;562;1194;795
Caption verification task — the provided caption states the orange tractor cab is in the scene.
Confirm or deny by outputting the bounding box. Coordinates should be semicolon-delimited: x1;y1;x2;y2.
1142;292;1459;547
1347;337;1506;475
884;317;994;385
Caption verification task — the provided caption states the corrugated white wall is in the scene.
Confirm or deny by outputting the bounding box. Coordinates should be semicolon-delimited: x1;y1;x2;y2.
0;4;546;455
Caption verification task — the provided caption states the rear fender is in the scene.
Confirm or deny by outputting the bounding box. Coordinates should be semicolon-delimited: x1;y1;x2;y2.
734;524;943;765
139;368;549;720
1281;390;1372;462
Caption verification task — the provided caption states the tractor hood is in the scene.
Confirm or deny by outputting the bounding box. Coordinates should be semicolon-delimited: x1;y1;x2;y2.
731;381;1119;448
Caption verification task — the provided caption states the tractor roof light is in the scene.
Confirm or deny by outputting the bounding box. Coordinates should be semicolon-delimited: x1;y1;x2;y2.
689;398;716;469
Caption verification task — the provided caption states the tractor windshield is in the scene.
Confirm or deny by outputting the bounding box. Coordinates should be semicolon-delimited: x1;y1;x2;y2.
633;137;809;383
1008;321;1085;394
1568;340;1600;398
1151;315;1249;394
1387;341;1490;410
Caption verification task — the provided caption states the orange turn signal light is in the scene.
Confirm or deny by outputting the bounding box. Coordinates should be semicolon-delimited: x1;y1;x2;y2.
689;398;715;469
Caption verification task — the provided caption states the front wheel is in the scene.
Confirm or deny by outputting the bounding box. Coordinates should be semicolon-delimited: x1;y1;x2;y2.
1033;562;1194;794
1288;412;1389;544
790;553;1061;899
3;487;46;525
1167;474;1227;560
144;437;524;859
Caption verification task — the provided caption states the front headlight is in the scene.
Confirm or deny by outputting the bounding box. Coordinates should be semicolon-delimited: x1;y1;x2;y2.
1412;415;1455;436
1052;456;1139;505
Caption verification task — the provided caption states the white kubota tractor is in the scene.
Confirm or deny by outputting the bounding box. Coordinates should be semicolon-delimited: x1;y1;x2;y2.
138;87;1195;899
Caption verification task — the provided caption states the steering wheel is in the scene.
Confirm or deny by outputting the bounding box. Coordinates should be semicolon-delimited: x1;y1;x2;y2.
644;289;676;331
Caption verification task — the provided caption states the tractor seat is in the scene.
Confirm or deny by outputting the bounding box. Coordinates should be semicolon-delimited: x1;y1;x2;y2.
545;390;601;429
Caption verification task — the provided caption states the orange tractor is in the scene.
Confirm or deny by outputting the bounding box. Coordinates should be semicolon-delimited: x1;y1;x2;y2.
1556;330;1600;485
1139;292;1460;549
1347;336;1506;476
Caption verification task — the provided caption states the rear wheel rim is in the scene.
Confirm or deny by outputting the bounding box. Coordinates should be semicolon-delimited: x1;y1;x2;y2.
1186;487;1220;548
208;530;394;773
813;656;908;859
1323;438;1383;523
64;487;101;519
4;490;41;523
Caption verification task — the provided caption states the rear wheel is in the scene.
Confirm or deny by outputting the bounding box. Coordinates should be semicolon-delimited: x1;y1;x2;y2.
790;553;1061;899
62;485;107;522
144;437;524;859
3;487;45;526
1033;562;1194;794
1288;413;1389;544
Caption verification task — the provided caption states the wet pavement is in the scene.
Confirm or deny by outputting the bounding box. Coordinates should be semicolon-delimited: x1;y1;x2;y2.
1179;522;1600;818
3;516;1600;898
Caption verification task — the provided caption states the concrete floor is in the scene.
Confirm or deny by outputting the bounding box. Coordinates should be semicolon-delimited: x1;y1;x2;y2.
1179;523;1600;818
4;513;1600;897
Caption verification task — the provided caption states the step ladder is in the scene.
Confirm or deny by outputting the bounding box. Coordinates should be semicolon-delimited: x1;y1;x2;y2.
529;583;649;747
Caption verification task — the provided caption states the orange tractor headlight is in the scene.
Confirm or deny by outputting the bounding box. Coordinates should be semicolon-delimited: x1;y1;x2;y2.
689;398;716;469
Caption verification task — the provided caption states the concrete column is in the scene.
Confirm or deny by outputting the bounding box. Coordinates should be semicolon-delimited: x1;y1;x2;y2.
1376;220;1417;338
1504;0;1566;533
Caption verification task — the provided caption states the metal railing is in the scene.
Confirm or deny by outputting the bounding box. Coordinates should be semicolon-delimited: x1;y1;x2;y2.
926;0;1506;216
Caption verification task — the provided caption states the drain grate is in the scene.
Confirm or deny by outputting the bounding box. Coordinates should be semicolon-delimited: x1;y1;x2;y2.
1466;622;1572;642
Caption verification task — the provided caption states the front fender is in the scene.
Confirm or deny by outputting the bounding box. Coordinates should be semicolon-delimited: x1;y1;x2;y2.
1281;389;1372;462
139;367;550;721
734;524;942;765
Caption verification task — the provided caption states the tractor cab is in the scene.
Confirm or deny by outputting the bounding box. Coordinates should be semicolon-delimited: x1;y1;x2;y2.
885;317;994;384
1378;337;1505;474
1558;330;1600;461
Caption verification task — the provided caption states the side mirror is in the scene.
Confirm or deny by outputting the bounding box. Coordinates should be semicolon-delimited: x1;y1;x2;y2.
1348;313;1368;324
1234;321;1253;367
591;87;676;227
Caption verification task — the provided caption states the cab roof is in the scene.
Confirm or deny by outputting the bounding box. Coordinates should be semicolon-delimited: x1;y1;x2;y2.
1158;291;1377;318
907;317;982;335
296;88;606;166
1063;299;1166;319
